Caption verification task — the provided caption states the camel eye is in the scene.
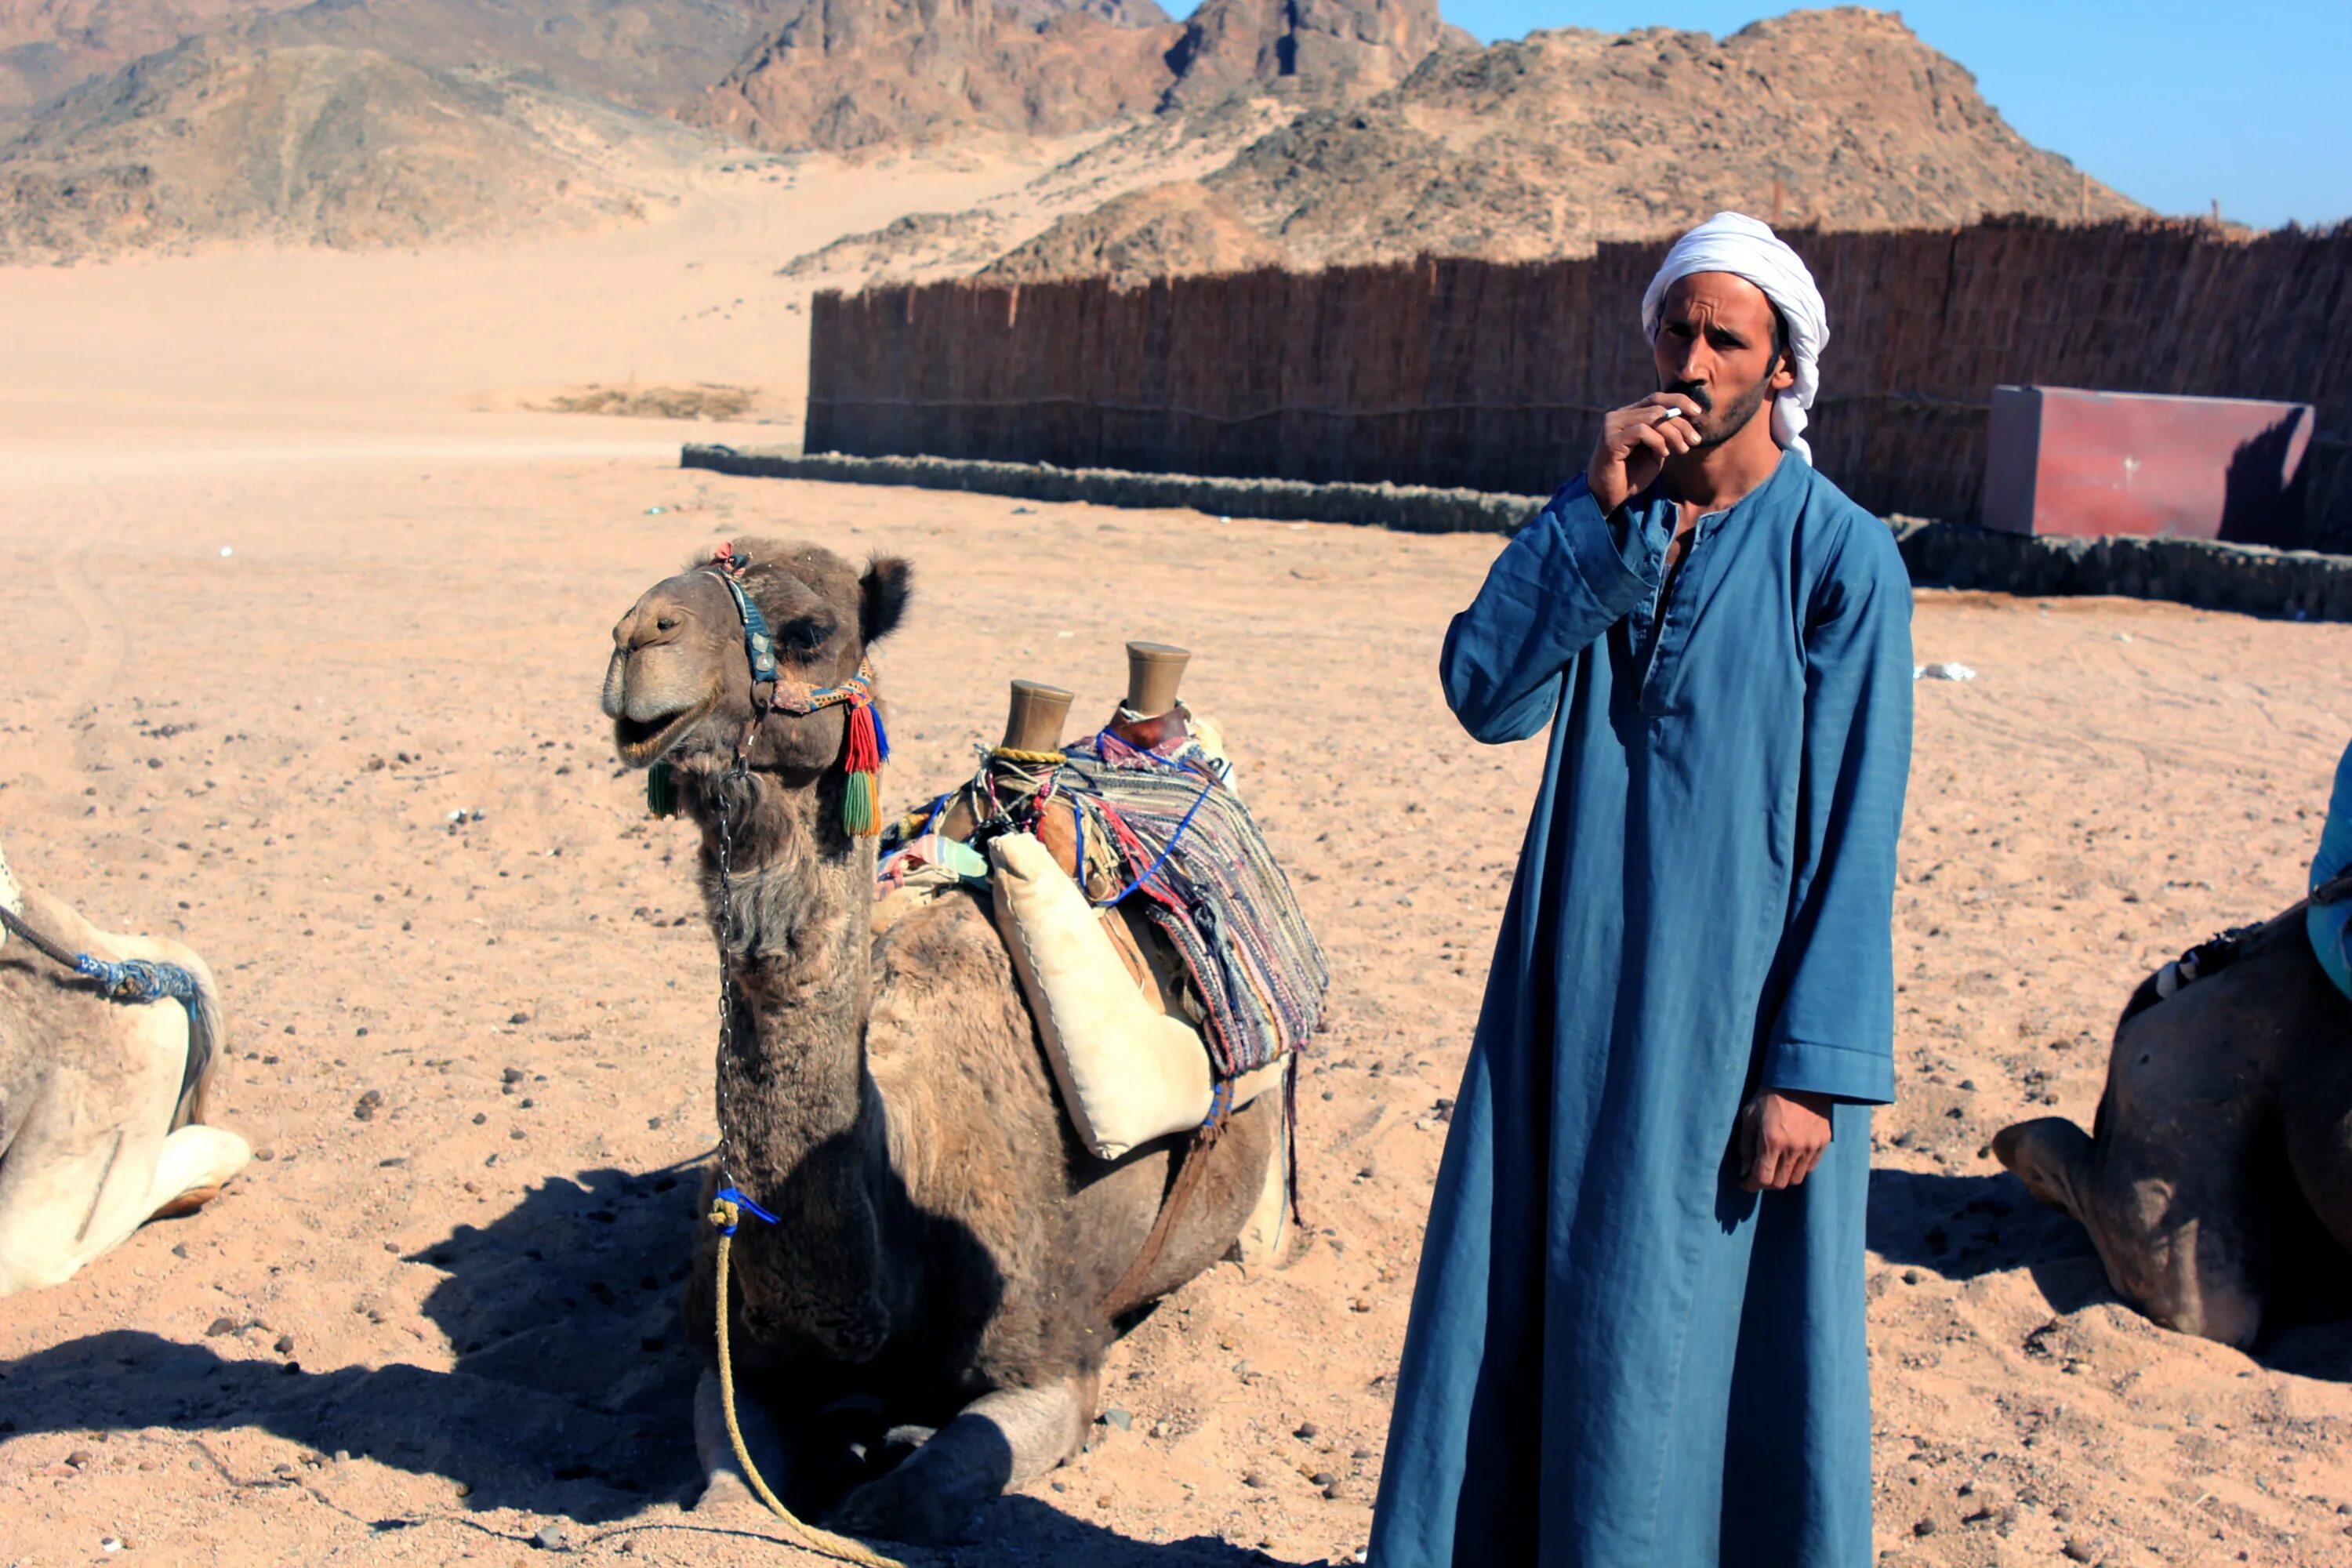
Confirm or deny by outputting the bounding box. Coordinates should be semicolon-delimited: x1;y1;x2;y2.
777;619;832;655
655;615;679;633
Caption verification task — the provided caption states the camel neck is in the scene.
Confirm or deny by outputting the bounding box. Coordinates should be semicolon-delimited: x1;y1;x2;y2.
698;770;880;1186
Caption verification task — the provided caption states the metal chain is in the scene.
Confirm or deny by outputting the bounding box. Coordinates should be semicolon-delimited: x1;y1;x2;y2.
713;758;746;1194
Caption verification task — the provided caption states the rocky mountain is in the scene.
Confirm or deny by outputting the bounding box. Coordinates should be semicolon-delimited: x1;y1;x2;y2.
689;0;1453;151
976;178;1286;287
1200;9;2143;270
0;0;309;122
242;0;800;110
1159;0;1468;112
0;3;2147;270
688;0;1184;151
994;0;1167;28
0;34;712;260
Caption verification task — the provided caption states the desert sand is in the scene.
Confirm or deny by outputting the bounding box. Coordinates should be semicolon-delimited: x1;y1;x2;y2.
3;161;2351;1568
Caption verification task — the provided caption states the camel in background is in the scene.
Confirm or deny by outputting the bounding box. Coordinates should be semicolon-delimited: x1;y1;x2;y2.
602;539;1278;1544
1996;902;2352;1347
0;843;250;1298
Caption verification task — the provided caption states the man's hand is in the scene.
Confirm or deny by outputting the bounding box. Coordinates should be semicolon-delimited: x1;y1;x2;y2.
1737;1089;1835;1192
1586;393;1703;514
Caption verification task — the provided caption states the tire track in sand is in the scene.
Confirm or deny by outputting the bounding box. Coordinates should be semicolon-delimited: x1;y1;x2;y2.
16;493;130;797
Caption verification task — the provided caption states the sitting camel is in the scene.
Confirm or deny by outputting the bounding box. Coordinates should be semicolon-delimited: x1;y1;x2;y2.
601;539;1279;1544
0;843;250;1298
1995;902;2352;1348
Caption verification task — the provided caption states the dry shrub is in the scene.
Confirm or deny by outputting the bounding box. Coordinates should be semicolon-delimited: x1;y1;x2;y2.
538;383;757;421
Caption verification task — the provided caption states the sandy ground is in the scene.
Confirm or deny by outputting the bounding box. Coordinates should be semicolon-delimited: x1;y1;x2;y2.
3;164;2352;1568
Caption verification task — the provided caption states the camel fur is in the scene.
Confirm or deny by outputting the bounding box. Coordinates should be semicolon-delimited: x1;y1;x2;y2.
0;842;250;1299
602;539;1279;1544
1994;902;2352;1348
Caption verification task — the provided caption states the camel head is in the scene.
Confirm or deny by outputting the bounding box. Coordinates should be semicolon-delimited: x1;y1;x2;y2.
602;537;912;784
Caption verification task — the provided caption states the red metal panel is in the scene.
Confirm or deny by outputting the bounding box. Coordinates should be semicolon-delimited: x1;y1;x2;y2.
1981;386;2314;542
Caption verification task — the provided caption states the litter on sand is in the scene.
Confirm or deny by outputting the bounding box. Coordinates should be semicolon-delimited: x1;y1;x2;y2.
1914;662;1977;681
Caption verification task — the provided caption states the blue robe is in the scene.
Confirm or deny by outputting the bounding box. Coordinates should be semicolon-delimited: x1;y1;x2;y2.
2309;740;2352;999
1369;452;1913;1567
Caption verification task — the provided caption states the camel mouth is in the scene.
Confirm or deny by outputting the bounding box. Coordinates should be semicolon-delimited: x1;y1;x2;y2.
613;692;718;766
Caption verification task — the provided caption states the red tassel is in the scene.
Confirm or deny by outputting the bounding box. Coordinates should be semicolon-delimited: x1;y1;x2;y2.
845;704;881;775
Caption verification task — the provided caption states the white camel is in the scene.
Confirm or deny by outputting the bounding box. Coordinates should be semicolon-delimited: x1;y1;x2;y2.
0;841;250;1298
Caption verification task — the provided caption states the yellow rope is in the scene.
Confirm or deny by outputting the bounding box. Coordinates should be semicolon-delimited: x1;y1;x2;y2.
710;1200;907;1568
989;746;1066;766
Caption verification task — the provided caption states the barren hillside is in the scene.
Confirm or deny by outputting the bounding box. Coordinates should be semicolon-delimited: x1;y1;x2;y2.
0;38;717;261
978;179;1287;287
0;0;309;122
1202;9;2143;269
0;3;2147;272
690;0;1450;151
244;0;801;111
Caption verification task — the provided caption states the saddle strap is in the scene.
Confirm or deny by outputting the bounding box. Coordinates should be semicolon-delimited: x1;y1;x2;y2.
1;902;211;1126
1098;1108;1227;1322
0;901;82;971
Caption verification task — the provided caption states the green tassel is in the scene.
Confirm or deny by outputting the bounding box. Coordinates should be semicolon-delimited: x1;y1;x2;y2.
843;771;877;837
646;760;679;818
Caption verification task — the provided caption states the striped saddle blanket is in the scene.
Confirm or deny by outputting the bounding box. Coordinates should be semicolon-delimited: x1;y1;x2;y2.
1055;730;1327;1078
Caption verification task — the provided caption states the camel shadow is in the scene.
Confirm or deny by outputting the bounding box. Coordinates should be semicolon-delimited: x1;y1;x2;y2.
1867;1166;2112;1313
0;1165;1312;1555
953;1498;1310;1564
0;1164;713;1522
404;1163;706;1420
1868;1165;2352;1379
0;1330;691;1521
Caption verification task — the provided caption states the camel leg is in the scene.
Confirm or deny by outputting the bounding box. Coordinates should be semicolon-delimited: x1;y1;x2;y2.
1995;1112;2265;1348
830;1370;1098;1545
691;1366;804;1513
144;1125;250;1221
1993;1116;2096;1224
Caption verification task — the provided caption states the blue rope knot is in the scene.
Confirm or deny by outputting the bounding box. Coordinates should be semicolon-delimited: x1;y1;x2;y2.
74;953;201;1008
714;1185;781;1237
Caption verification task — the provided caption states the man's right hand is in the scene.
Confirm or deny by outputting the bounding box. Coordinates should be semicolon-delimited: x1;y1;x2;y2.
1586;393;1704;514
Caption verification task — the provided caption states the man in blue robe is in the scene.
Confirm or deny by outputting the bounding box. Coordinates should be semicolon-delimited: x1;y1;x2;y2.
1369;212;1915;1566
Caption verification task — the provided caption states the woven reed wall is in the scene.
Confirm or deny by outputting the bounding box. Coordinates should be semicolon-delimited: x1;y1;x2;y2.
807;218;2352;550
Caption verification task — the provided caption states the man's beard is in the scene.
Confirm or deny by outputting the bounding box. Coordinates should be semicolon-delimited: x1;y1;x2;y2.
1665;363;1776;449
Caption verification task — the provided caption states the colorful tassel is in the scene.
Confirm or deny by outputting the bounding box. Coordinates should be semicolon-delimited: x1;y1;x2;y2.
647;760;679;818
841;703;886;837
845;703;884;775
844;770;878;837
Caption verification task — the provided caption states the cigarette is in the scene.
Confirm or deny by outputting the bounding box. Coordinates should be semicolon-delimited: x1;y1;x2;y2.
1653;406;1685;425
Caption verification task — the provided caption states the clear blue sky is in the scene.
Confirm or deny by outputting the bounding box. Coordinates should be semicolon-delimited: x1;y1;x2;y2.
1167;2;2351;230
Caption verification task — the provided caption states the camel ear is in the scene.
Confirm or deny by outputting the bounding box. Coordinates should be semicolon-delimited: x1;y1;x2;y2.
860;555;913;645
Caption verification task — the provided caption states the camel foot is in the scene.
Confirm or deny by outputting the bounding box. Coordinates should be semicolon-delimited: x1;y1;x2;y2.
143;1125;250;1226
150;1185;223;1221
833;1380;1089;1544
832;1461;980;1546
1992;1116;2094;1223
691;1367;799;1515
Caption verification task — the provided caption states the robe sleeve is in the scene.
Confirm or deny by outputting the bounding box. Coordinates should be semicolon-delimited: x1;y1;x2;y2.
1760;511;1914;1105
1439;479;1659;744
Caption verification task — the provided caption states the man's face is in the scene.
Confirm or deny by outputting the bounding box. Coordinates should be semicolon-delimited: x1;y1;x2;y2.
1652;272;1795;449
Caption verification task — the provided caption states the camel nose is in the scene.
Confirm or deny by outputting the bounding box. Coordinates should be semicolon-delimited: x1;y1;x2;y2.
614;594;690;653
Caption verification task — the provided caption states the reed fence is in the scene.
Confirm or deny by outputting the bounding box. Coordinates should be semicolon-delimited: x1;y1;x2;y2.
807;217;2352;550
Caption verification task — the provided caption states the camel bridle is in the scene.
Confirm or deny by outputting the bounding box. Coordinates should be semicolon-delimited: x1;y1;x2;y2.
702;541;886;794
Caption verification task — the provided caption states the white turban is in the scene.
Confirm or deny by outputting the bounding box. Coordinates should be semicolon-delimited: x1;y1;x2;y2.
1639;212;1828;463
